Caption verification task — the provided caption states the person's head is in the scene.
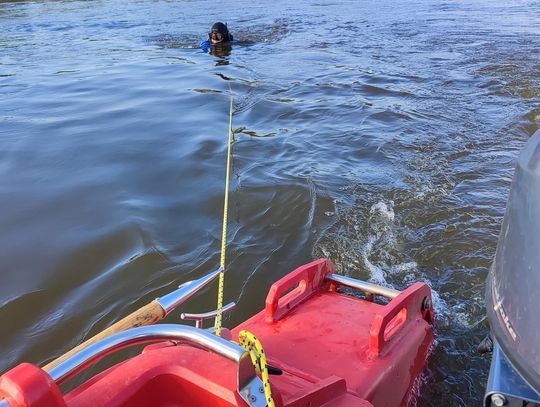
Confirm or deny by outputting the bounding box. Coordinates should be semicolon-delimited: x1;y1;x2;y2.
208;22;233;44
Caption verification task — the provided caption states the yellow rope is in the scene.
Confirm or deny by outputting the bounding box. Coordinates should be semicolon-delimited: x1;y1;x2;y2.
214;100;275;404
238;330;275;407
214;96;234;337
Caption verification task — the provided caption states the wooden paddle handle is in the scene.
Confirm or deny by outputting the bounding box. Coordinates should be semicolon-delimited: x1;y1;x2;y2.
43;300;165;372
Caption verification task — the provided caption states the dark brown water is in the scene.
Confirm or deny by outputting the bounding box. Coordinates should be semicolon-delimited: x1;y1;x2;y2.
1;0;540;405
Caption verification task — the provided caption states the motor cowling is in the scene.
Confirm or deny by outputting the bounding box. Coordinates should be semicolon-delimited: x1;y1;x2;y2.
485;129;540;403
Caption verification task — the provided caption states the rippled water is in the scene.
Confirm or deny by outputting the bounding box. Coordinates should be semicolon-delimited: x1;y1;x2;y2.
1;0;540;405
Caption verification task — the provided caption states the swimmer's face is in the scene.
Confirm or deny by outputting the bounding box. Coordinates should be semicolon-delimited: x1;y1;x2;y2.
209;30;225;44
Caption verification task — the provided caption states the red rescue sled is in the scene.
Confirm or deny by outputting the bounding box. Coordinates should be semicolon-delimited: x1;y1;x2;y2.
0;259;434;407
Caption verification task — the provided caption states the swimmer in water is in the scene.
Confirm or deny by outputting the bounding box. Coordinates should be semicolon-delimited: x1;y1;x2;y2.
201;22;233;55
208;22;233;44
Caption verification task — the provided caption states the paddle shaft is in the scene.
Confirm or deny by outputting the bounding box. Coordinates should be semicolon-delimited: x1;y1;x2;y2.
43;300;165;372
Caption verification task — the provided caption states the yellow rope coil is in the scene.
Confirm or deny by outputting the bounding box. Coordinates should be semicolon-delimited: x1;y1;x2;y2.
215;96;234;337
238;330;275;407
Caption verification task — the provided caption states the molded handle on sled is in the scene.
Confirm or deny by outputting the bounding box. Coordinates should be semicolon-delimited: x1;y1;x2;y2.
369;282;433;356
265;259;335;323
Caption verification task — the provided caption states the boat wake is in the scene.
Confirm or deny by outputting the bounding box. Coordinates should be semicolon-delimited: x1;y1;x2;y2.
313;198;463;328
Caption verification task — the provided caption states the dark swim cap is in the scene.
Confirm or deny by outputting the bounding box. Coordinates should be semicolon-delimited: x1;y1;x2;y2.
210;22;233;42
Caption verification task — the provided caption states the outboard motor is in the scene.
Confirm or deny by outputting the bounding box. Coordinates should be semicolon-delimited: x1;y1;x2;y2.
485;129;540;406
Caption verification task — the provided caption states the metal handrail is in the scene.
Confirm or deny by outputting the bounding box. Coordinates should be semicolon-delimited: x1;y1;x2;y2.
326;273;400;299
181;301;236;328
48;324;243;384
48;324;265;407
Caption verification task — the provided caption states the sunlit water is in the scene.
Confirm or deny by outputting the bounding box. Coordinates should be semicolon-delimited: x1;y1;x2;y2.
1;0;540;405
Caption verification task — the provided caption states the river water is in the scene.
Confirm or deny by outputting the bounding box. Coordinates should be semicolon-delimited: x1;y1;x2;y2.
1;0;540;405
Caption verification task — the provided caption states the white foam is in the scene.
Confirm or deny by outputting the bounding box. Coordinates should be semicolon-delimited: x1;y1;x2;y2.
369;200;395;224
390;261;418;274
363;201;396;284
426;288;473;328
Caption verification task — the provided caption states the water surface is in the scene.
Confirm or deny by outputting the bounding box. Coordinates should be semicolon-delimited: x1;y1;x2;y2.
1;0;540;405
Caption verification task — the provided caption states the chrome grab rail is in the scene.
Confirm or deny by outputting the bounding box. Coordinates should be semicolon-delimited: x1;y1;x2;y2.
48;324;266;407
181;301;236;328
326;273;400;299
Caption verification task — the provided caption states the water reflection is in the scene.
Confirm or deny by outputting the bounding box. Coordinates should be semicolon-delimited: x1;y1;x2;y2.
209;43;232;58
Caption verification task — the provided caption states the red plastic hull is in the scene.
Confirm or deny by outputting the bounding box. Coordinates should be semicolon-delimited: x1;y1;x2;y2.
0;259;434;407
231;259;434;407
